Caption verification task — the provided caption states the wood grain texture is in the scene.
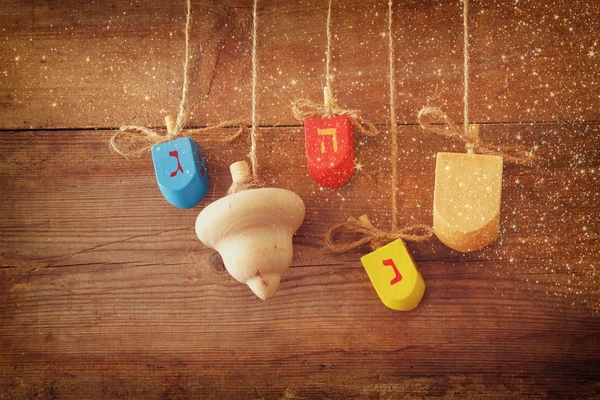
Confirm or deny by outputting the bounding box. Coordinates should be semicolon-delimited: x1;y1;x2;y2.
1;0;599;398
0;0;598;129
1;124;599;398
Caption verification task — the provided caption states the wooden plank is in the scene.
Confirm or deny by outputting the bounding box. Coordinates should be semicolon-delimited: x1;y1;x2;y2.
1;259;599;398
1;0;599;396
0;0;254;129
1;124;598;270
1;0;599;130
0;119;598;398
0;122;598;313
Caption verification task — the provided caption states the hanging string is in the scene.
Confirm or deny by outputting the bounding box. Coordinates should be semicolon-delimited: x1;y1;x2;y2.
110;0;247;159
112;120;247;159
417;0;534;165
325;0;434;254
249;0;260;180
462;0;470;138
291;99;378;137
227;0;264;194
324;0;334;117
174;0;193;136
291;0;377;137
388;0;399;232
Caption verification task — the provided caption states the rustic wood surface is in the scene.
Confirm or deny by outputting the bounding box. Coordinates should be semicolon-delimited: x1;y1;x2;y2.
1;0;599;398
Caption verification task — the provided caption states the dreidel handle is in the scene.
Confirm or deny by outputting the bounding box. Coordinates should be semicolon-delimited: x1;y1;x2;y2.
165;115;176;136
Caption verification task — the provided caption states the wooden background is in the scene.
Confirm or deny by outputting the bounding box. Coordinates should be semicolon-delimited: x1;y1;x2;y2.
1;0;599;398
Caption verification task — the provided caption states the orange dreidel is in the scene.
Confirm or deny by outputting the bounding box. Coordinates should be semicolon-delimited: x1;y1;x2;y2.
358;217;426;311
304;113;354;188
433;126;503;252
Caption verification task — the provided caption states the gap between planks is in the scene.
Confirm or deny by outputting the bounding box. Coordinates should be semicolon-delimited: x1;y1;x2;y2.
1;120;599;133
2;256;598;270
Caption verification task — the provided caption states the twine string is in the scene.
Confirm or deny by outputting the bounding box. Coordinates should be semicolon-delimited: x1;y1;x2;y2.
324;0;334;117
291;99;377;137
463;0;470;138
110;0;247;159
324;0;434;254
174;0;193;136
249;0;260;181
111;120;248;159
227;0;263;194
388;0;399;232
227;172;263;195
417;0;534;165
291;0;377;137
326;215;434;253
417;106;534;164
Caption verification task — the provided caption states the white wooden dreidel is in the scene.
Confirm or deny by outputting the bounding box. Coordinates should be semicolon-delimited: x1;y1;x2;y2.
151;116;209;209
433;126;503;252
359;215;426;311
195;161;306;300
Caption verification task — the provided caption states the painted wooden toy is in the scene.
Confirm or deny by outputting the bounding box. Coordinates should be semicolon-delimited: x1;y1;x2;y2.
304;115;354;188
195;161;305;300
151;117;209;209
433;139;503;252
360;229;425;311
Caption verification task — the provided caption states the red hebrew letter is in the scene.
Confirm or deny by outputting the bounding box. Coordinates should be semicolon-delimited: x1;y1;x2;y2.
169;150;184;177
382;259;403;285
197;151;205;176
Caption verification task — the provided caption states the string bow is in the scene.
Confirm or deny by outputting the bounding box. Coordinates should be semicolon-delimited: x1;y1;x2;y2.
111;116;248;159
325;214;434;253
292;88;378;137
417;106;535;165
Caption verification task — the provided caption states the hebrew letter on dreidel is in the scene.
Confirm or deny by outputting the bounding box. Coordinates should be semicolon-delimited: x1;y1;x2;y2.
169;150;184;177
382;258;403;285
317;128;338;153
196;151;206;176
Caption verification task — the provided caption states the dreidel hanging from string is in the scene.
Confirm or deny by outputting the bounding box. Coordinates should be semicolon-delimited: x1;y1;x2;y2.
432;125;503;252
110;0;249;209
195;0;306;301
418;109;532;253
427;0;504;252
421;0;533;252
151;115;209;209
304;87;355;188
195;161;305;301
357;0;424;311
325;214;434;312
356;216;427;312
324;0;431;311
293;0;377;188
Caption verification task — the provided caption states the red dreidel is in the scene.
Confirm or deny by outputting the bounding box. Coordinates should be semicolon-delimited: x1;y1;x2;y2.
304;87;355;188
304;113;354;188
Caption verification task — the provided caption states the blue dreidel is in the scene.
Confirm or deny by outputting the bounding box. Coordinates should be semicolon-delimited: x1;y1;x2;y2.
151;116;209;209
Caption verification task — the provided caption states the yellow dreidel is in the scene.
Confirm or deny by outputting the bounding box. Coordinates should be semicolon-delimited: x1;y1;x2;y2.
359;218;426;311
433;126;503;252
